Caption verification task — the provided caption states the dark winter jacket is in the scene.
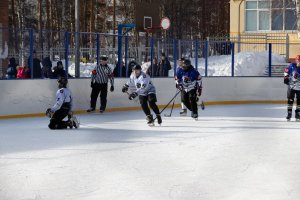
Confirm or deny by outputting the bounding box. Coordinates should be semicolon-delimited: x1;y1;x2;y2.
28;57;42;78
113;62;126;77
41;57;53;78
7;57;18;79
157;59;171;77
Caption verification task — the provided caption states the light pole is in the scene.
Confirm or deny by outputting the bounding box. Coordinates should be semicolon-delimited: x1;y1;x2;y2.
238;0;245;52
75;0;80;78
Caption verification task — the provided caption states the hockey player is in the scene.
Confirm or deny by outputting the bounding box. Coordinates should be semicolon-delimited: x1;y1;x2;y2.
122;64;162;126
176;57;188;116
284;55;300;121
175;59;202;119
46;77;79;129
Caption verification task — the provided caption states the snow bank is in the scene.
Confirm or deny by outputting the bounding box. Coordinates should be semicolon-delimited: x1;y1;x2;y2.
65;52;286;77
201;51;286;76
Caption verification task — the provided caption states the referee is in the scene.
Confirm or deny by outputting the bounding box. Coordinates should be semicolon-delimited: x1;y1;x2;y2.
87;56;114;113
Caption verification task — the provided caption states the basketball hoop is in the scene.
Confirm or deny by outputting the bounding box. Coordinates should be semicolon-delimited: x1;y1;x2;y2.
144;17;171;33
145;26;163;34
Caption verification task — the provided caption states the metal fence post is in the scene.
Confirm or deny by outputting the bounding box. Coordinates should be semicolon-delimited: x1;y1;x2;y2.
117;25;123;78
29;29;34;79
269;43;272;77
173;39;177;76
195;40;198;71
64;31;69;77
205;39;209;77
150;37;154;77
231;42;235;77
96;33;100;66
125;36;128;77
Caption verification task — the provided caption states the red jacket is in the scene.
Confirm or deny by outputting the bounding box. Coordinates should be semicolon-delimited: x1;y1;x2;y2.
17;66;29;79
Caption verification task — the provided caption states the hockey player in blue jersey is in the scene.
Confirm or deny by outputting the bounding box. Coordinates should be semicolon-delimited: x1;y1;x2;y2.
284;55;300;121
175;59;202;119
122;64;162;126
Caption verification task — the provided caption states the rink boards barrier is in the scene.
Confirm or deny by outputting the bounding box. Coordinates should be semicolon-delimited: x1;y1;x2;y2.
0;78;286;119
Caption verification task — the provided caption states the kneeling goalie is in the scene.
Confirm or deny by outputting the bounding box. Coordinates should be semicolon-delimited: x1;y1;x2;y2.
46;77;79;129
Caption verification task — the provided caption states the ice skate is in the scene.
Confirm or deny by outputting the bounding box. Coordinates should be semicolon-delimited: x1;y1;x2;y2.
180;109;187;116
286;111;292;121
156;114;162;126
146;115;155;126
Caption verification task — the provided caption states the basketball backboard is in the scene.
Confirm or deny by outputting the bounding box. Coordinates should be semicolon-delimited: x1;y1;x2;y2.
135;2;160;32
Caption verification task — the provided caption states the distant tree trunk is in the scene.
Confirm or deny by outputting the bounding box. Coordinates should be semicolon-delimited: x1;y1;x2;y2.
38;0;43;50
11;0;18;53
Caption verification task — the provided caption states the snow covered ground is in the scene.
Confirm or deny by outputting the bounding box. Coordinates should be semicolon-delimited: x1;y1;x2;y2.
1;104;300;200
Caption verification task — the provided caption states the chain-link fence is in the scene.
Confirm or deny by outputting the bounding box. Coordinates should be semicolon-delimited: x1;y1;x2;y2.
0;28;297;79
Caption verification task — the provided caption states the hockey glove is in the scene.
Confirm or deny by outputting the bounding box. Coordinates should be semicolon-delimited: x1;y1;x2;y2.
110;85;114;92
294;71;299;79
197;87;202;96
122;84;129;93
284;76;290;85
129;92;138;100
46;108;54;118
176;84;183;91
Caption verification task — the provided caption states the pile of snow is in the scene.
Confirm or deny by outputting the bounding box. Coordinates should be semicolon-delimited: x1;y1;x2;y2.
202;51;286;76
67;62;114;78
64;51;286;77
142;51;286;77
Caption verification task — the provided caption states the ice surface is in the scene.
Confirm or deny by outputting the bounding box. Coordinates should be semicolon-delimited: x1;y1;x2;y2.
1;104;300;200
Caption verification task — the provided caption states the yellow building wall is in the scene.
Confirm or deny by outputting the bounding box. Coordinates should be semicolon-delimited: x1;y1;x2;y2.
230;0;300;59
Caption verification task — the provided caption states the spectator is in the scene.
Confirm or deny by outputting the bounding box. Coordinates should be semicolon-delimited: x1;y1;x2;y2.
113;61;126;77
41;57;53;78
16;65;30;79
6;57;18;79
157;53;171;77
27;50;42;78
147;58;158;77
127;60;137;77
53;61;72;79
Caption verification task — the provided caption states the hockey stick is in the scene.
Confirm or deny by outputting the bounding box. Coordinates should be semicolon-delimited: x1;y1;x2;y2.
153;90;181;121
200;100;205;110
164;99;175;117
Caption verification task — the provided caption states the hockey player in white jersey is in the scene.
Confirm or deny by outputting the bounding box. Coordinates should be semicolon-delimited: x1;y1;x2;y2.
122;64;162;126
46;77;79;129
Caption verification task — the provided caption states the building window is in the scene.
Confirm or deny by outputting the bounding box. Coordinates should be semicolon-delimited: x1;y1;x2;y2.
245;0;297;31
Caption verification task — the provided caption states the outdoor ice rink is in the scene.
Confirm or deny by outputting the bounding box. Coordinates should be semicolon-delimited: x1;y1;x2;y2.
1;104;300;200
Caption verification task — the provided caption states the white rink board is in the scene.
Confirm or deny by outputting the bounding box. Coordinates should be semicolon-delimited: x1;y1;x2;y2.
0;78;286;116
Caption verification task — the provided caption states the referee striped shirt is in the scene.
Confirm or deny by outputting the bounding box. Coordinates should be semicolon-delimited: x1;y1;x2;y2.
91;64;114;85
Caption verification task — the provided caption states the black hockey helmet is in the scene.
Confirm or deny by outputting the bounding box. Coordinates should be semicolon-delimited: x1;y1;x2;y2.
100;55;108;61
132;64;142;71
57;77;68;88
183;59;191;70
